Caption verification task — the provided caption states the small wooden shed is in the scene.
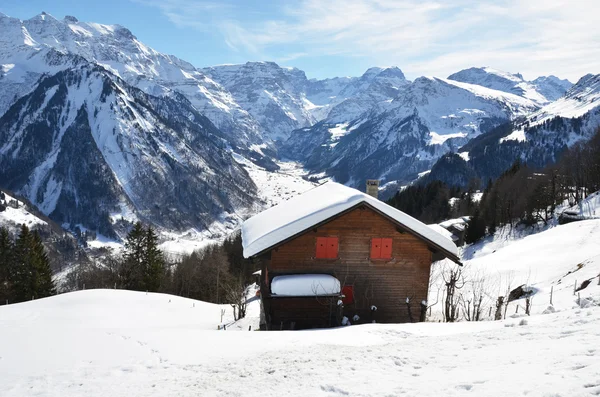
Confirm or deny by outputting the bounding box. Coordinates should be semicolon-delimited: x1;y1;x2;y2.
242;182;461;330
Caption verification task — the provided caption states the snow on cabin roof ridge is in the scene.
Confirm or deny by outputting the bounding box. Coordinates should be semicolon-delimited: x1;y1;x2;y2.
241;181;459;261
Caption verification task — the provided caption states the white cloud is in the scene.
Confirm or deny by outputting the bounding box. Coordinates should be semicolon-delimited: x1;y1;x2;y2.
137;0;600;81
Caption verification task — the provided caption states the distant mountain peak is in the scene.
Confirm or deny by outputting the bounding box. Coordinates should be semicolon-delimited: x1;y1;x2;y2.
448;66;552;105
361;66;405;80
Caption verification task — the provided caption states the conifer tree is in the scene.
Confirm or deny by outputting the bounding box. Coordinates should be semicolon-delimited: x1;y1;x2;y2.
465;209;486;244
143;226;164;292
31;231;55;298
0;227;14;303
12;224;34;302
121;222;146;291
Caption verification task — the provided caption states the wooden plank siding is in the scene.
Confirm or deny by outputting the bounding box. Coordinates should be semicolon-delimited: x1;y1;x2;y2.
261;205;433;326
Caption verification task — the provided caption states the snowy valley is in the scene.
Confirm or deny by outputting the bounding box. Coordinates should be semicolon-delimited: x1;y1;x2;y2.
1;11;600;247
0;7;600;397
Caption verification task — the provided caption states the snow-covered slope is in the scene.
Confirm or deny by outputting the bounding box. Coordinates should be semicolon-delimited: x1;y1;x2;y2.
0;64;256;237
429;219;600;322
203;64;411;141
449;73;600;184
526;73;600;127
448;66;567;105
561;190;600;221
324;66;411;123
0;191;47;232
1;285;599;396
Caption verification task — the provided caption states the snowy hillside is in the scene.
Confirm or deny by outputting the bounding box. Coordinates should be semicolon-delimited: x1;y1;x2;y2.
1;209;599;396
1;285;599;396
448;73;600;184
0;191;47;232
561;191;600;221
526;73;600;129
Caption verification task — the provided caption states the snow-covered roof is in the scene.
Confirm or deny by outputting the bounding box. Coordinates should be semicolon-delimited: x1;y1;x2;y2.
428;224;455;241
242;182;459;262
271;274;341;297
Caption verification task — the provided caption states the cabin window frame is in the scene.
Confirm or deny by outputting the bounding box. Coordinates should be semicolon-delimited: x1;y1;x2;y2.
315;236;339;259
370;237;393;260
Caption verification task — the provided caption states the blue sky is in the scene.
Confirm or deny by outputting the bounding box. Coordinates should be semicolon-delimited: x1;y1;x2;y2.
1;0;598;82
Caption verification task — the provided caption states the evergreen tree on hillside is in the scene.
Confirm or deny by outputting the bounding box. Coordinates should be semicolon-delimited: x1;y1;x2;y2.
31;231;56;298
143;226;164;292
386;181;456;224
121;222;146;291
465;208;486;244
0;227;14;303
12;225;34;302
119;222;165;292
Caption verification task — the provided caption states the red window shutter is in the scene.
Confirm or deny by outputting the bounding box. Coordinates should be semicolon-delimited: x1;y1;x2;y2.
371;238;382;259
316;237;328;258
326;237;338;259
342;285;354;305
381;238;393;259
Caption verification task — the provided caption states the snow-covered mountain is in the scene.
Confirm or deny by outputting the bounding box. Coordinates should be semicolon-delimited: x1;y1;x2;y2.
202;62;317;142
526;73;600;126
447;67;571;105
0;63;257;237
324;66;411;124
202;63;412;141
1;10;596;240
531;75;573;102
0;12;266;151
431;73;600;185
283;75;539;187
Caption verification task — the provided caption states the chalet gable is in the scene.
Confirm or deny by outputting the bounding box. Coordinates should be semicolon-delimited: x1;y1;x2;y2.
242;182;460;264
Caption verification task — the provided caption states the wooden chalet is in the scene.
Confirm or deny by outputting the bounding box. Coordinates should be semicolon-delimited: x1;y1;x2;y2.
242;182;461;330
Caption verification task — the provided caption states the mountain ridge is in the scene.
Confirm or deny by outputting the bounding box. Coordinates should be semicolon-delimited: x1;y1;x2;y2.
1;11;598;242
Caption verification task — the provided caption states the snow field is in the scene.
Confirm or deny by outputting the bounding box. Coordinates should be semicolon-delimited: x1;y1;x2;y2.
429;220;600;321
0;288;599;396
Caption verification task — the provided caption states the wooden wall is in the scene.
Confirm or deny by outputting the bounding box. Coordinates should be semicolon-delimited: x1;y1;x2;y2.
262;205;433;325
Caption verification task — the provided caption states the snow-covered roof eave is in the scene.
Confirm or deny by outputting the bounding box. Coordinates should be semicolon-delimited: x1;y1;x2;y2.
242;182;460;264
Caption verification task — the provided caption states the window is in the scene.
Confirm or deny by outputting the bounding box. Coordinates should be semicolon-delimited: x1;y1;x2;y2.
342;285;354;305
316;237;338;259
371;238;393;259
